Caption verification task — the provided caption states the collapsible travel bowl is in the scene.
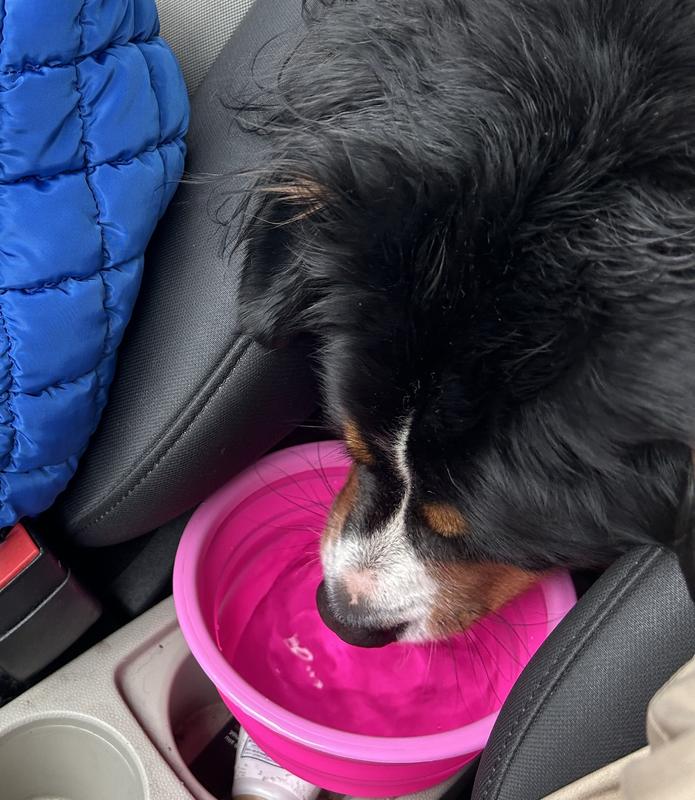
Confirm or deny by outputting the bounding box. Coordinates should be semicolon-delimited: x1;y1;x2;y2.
174;442;576;796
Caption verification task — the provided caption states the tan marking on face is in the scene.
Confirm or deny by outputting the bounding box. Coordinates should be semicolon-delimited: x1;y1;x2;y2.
421;502;468;536
425;561;542;639
322;465;359;550
343;420;375;466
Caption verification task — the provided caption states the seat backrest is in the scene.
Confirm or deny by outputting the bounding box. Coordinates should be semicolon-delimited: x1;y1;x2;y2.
55;0;316;546
472;547;695;800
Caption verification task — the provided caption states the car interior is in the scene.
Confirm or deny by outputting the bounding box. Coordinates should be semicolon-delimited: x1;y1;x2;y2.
1;2;695;799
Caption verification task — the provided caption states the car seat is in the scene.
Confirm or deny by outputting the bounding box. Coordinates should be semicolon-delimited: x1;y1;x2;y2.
21;0;695;796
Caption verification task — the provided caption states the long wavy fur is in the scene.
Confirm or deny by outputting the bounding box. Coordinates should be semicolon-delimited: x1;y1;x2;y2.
232;0;695;573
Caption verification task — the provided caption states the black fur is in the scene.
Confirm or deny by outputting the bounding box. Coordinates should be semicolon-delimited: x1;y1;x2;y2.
237;0;695;575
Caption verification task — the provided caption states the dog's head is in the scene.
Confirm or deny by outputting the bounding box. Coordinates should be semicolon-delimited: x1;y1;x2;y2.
236;0;695;644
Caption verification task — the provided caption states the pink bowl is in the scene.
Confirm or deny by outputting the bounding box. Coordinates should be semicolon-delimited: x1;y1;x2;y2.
174;442;576;796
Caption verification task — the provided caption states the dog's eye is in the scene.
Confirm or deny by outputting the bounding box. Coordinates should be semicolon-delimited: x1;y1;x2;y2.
420;502;468;537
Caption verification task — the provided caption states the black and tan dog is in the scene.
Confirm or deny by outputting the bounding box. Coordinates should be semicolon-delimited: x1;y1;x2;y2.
237;0;695;645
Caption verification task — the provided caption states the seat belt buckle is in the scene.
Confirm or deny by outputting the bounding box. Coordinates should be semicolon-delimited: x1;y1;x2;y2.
0;520;101;682
0;523;40;591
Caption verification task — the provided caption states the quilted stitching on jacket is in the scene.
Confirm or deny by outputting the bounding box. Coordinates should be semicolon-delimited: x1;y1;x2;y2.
0;0;189;526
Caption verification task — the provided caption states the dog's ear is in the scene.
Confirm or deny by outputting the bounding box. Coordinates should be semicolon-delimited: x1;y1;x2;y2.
237;178;325;346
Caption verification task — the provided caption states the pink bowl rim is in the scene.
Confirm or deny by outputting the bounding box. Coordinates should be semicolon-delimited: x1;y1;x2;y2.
173;441;576;764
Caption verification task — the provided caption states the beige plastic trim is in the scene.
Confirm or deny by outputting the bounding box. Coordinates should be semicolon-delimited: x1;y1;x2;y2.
118;610;232;800
0;598;197;800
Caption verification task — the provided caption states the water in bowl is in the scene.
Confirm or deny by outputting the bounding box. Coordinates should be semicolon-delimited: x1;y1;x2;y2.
216;533;548;737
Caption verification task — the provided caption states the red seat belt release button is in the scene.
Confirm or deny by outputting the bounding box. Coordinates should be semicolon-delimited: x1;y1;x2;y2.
0;523;40;590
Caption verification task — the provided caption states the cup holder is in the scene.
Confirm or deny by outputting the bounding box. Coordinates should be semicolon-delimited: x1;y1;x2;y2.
0;717;146;800
118;624;236;799
169;654;236;798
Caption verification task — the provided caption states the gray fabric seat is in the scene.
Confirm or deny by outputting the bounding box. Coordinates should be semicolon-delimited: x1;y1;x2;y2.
156;0;257;94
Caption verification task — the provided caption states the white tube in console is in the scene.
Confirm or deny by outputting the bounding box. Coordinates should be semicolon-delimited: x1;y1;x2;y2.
232;727;322;800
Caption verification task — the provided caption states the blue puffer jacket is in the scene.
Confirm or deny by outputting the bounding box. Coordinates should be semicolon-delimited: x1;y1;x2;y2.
0;1;189;527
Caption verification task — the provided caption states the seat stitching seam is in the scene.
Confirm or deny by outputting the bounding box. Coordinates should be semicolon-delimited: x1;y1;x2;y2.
72;337;256;530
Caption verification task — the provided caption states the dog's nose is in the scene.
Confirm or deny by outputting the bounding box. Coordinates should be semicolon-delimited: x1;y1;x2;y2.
315;581;403;647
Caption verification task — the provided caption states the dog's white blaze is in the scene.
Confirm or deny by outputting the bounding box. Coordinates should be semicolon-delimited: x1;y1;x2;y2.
324;415;437;635
393;416;412;486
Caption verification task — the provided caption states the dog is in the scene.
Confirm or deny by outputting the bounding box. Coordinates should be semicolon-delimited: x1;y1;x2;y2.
236;0;695;646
